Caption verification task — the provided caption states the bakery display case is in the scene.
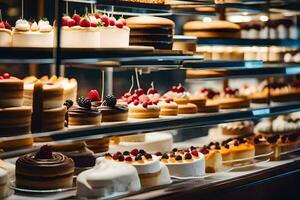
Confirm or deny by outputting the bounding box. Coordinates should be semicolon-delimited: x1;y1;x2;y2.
0;0;300;199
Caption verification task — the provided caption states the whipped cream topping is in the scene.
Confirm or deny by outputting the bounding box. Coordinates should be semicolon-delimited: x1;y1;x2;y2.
158;100;177;107
219;121;254;130
15;19;30;31
131;155;161;174
38;19;52;32
289;112;300;121
239;85;257;96
164;91;190;99
254;118;272;133
128;102;160;110
272;115;299;133
148;93;160;101
30;22;38;31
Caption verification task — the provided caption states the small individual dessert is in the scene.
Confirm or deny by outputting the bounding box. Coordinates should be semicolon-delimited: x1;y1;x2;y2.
12;19;54;47
0;168;12;198
51;141;96;174
268;134;300;159
194;88;220;113
196;145;223;173
159;148;205;177
214;87;250;109
122;88;160;119
184;20;241;38
88;90;128;122
68;96;102;126
16;145;75;190
0;73;24;108
0;19;12;47
0;160;15;180
219;121;254;136
127;16;175;49
254;118;273;136
164;84;197;114
84;137;110;153
77;157;141;199
109;132;173;153
105;149;171;187
253;134;272;156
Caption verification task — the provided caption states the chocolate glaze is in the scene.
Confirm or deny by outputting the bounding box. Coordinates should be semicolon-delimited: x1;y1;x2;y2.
68;105;101;117
100;105;128;115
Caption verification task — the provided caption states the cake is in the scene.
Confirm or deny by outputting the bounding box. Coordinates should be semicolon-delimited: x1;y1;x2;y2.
68;96;102;126
0;74;24;108
16;145;75;190
0;160;15;180
0;168;11;198
159;148;205;177
268;134;300;159
51;141;96;174
253;134;272;156
85;137;110;153
105;149;171;187
12;19;54;47
184;20;241;39
194;88;220;113
219;121;254;136
127;16;174;49
196;145;223;173
121;88;160;119
77;157;141;199
61;13;129;48
0;19;12;47
88;90;128;122
215;87;250;109
164;84;197;114
109;132;173;153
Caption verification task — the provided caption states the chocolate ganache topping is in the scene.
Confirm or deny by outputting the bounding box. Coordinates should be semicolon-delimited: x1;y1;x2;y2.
68;96;101;117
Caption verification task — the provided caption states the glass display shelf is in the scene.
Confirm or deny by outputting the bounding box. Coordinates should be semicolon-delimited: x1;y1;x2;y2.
197;39;300;47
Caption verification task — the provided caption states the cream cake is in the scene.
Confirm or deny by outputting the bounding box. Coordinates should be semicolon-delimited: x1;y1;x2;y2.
197;146;222;173
0;20;12;47
77;157;141;199
0;168;12;199
219;121;254;136
0;74;24;108
0;160;15;180
215;87;250;109
159;148;205;177
12;19;54;47
253;134;272;156
104;149;171;187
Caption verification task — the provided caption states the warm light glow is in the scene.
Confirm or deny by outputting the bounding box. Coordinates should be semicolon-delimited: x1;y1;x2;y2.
242;12;248;16
202;17;212;22
228;15;251;23
260;15;269;22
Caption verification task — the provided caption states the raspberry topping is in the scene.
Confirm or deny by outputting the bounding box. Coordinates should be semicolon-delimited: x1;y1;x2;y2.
87;89;101;102
67;18;76;27
130;148;139;156
125;156;133;162
200;148;209;155
135;88;144;96
94;12;101;19
79;17;91;27
100;15;110;27
161;153;169;159
191;149;199;157
155;152;162;156
109;17;116;26
185;152;192;160
144;154;152;160
72;13;81;25
4;21;12;30
112;153;119;160
2;73;10;79
115;20;123;28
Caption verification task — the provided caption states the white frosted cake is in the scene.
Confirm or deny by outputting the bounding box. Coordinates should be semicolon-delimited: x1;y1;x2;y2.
99;26;130;48
77;157;141;199
0;26;12;47
12;19;54;47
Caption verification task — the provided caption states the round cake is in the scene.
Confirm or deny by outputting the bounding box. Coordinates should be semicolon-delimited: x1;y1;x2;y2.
184;20;241;38
16;145;75;190
0;20;12;47
158;97;178;116
219;121;254;136
215;87;250;109
85;137;110;153
0;168;11;199
0;74;24;108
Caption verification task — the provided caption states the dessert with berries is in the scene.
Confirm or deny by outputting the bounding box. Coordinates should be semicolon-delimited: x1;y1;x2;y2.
122;88;160;119
127;16;174;49
164;84;197;114
12;19;54;47
219;120;254;136
253;134;272;156
88;90;128;122
159;148;205;177
77;157;141;199
68;96;102;126
215;87;250;109
16;145;75;190
194;88;219;113
0;18;12;47
195;145;223;173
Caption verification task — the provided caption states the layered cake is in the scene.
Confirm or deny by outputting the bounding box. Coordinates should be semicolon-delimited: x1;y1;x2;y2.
253;134;272;156
164;84;197;114
77;157;141;199
0;74;24;108
12;19;54;47
194;88;220;113
127;16;174;49
121;88;160;119
109;132;173;153
219;121;254;136
267;134;300;159
0;160;15;180
0;19;12;47
184;20;241;38
88;90;128;122
61;13;130;48
85;137;110;153
197;145;222;173
159;148;205;177
68;97;102;126
215;87;250;109
104;149;171;187
16;145;75;189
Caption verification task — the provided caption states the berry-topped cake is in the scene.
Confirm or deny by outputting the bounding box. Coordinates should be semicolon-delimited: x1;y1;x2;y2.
121;88;161;119
253;134;272;156
104;149;171;187
0;18;12;47
164;84;197;114
219;120;254;136
87;89;128;122
12;19;54;47
16;145;75;190
193;88;220;113
61;12;129;48
215;87;250;109
77;157;141;199
158;148;205;177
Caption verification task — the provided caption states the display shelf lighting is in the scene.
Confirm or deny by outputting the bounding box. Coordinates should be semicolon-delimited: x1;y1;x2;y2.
259;15;269;22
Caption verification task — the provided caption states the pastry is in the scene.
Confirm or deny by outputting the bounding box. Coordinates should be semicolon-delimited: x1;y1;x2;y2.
127;16;174;49
164;84;197;114
12;19;54;47
0;19;12;47
184;20;241;38
159;148;205;177
68;97;102;126
16;145;75;190
215;87;250;109
105;149;171;187
194;88;220;113
0;168;12;198
253;134;272;156
0;74;24;108
196;145;223;173
109;132;173;153
268;134;300;159
219;121;254;136
0;160;15;180
122;88;160;119
85;137;110;153
77;157;141;199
